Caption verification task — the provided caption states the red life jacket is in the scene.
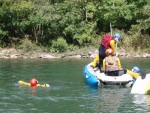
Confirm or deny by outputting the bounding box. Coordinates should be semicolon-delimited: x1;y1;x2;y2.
101;35;112;48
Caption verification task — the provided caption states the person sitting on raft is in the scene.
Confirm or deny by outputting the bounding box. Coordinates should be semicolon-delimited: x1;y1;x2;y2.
102;48;123;76
91;48;121;71
92;48;142;79
102;48;142;78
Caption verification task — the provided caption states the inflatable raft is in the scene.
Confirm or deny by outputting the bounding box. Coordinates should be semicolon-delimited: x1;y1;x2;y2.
131;74;150;94
83;62;134;87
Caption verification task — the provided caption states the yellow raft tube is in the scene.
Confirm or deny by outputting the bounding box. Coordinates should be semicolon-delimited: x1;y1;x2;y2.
126;70;150;94
131;74;150;94
18;80;50;88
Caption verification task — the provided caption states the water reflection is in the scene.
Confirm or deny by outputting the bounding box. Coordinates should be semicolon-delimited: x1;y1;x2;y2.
84;86;98;94
95;86;126;113
132;94;150;112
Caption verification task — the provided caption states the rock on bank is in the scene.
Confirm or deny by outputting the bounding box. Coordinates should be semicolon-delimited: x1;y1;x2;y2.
0;48;150;59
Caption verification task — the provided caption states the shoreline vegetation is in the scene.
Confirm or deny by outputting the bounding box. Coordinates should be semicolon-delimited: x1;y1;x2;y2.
0;48;150;59
1;1;150;58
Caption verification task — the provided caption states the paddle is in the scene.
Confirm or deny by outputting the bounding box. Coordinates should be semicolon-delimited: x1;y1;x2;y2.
110;23;118;56
115;40;118;56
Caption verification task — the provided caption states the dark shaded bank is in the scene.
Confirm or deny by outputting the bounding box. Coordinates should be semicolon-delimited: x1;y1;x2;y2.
0;48;150;59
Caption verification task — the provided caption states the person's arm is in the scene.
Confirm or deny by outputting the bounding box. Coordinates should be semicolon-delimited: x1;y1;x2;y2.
18;80;30;86
117;58;122;69
37;83;50;87
126;70;140;79
110;40;115;53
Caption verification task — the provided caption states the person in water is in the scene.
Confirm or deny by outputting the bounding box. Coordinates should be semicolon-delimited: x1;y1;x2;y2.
128;66;146;79
30;78;39;87
132;66;140;73
18;78;50;87
98;33;121;70
126;67;141;79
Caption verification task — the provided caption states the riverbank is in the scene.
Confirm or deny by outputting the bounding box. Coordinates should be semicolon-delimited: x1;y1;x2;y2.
0;48;150;59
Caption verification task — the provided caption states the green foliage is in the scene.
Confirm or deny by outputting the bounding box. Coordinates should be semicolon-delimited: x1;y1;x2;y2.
72;22;96;46
18;38;41;52
55;0;97;46
97;0;138;31
0;0;35;46
0;0;150;53
50;37;69;53
50;37;78;53
137;1;150;33
86;2;97;20
0;40;5;48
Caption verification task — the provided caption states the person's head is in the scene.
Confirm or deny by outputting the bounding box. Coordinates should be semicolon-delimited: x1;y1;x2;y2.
113;33;121;42
105;48;113;56
132;66;140;73
30;78;38;87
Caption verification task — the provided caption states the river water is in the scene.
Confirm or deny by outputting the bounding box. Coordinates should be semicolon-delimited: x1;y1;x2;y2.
0;58;150;113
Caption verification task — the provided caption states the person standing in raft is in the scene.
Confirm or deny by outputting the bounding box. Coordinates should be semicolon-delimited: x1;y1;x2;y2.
98;33;121;71
91;50;99;68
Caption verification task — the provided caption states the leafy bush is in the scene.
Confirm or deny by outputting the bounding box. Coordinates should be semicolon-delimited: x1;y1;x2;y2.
50;37;69;53
18;38;41;52
67;44;78;51
0;40;5;48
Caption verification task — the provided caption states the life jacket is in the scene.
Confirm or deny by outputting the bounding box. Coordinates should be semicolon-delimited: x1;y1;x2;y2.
105;56;119;71
101;35;112;48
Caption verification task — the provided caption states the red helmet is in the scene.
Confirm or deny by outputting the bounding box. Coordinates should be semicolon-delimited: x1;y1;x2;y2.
105;48;113;55
30;78;38;87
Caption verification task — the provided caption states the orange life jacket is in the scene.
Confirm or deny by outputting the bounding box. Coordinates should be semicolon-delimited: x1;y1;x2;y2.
101;35;112;49
105;56;119;71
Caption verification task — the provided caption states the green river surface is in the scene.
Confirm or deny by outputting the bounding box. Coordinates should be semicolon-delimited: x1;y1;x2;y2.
0;58;150;113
